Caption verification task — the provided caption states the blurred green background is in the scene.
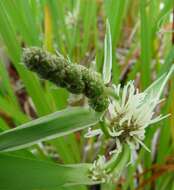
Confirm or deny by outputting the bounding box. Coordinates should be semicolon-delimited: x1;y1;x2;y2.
0;0;174;189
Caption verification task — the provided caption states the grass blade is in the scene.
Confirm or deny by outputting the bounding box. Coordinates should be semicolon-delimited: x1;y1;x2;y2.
0;153;94;190
102;19;112;84
0;107;101;152
144;65;174;101
140;0;151;88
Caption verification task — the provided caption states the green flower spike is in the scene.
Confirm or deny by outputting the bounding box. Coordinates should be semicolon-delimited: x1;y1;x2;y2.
22;47;68;87
82;68;105;99
89;95;109;112
22;47;109;112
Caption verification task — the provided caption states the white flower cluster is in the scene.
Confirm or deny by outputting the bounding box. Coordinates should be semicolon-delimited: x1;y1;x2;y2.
108;81;168;154
86;81;169;163
89;156;112;183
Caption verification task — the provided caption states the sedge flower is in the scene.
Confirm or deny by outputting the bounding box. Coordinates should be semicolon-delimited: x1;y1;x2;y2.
86;81;169;163
89;156;113;183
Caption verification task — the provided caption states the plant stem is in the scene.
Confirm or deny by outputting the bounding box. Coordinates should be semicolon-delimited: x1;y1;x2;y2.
105;87;118;100
99;119;110;138
104;144;130;172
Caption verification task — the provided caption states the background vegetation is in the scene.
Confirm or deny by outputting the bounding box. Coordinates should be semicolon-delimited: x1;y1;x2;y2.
0;0;174;189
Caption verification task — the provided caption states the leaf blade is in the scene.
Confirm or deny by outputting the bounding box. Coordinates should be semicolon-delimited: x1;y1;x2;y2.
0;107;101;152
144;65;174;101
102;19;112;84
0;153;95;190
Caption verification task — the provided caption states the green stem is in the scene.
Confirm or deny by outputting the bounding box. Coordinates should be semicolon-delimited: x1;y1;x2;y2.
99;119;110;138
112;145;130;175
104;144;130;172
105;87;118;100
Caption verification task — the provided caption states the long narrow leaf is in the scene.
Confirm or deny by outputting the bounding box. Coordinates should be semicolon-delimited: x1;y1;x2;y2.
144;65;174;101
103;19;112;84
140;0;151;88
0;107;101;152
0;153;95;190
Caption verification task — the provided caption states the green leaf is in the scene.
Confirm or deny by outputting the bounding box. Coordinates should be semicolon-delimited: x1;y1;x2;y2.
102;19;112;84
0;118;9;131
0;107;101;152
158;46;174;76
144;65;174;101
0;153;95;190
0;60;19;110
140;0;152;88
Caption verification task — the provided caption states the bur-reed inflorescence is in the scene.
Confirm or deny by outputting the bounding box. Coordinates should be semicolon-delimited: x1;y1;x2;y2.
22;47;109;112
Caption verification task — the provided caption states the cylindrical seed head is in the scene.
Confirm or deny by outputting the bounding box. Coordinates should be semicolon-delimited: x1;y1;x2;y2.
22;47;109;112
64;64;85;94
82;68;105;99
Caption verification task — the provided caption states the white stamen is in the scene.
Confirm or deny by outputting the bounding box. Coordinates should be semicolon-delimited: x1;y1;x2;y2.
84;128;103;138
